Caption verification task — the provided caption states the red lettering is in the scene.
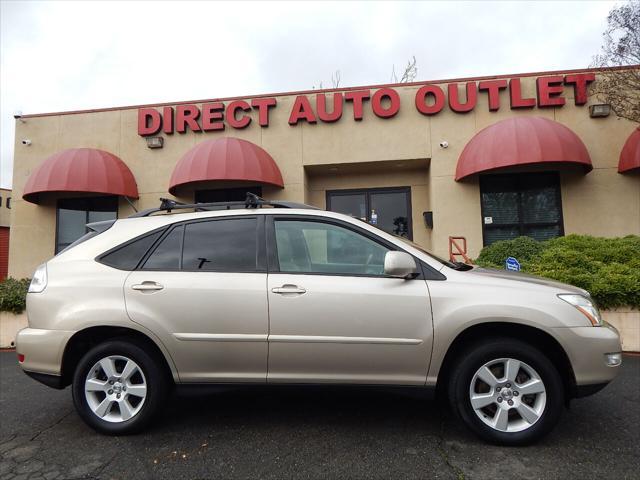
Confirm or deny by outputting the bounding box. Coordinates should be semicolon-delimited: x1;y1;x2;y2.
176;105;201;133
415;85;445;115
201;103;224;131
317;93;343;123
251;98;277;126
344;90;370;120
537;76;566;107
564;73;595;105
478;80;508;111
226;100;251;129
288;96;317;125
371;88;400;118
448;82;477;113
509;78;536;108
138;108;161;136
162;106;174;134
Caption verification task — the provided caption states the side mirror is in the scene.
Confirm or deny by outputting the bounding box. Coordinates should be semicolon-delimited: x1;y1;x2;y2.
384;251;419;279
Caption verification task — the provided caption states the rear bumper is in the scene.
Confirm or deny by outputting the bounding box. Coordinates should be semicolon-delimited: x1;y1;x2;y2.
553;322;622;391
16;327;74;377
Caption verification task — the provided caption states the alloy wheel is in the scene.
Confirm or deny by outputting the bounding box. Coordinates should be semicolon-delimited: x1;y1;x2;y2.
84;355;147;423
468;357;547;433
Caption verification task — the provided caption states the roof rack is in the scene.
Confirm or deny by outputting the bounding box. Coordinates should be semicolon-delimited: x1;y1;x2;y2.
129;192;319;218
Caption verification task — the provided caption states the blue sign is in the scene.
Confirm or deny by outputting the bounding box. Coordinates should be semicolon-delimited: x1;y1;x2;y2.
505;256;521;272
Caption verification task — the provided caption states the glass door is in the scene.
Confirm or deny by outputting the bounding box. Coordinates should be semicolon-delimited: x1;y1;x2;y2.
326;187;412;239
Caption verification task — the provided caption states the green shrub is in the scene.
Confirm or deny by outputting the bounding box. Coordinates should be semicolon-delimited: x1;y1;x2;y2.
476;235;640;310
475;236;548;269
0;278;31;314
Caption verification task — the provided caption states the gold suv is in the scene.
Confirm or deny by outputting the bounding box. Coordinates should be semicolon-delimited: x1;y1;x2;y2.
17;195;622;445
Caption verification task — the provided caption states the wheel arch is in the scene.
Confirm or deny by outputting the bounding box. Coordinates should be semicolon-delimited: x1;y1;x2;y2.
60;326;178;388
435;322;577;401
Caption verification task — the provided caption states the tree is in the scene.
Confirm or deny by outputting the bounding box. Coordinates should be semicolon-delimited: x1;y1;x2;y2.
390;56;417;83
590;1;640;124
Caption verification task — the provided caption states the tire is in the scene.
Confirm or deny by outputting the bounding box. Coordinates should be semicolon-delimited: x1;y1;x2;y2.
447;338;564;446
72;339;168;435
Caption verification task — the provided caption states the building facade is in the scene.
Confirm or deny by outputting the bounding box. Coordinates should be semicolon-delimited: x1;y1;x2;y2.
8;66;640;279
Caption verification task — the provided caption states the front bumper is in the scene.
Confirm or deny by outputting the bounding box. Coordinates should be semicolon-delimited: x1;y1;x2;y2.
553;322;622;394
16;327;74;379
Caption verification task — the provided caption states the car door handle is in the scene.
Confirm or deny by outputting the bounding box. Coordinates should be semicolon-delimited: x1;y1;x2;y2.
271;284;306;295
132;281;164;292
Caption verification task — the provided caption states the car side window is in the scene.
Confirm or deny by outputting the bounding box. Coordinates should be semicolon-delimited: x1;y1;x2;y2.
100;230;164;270
274;220;389;275
142;225;183;270
182;218;257;271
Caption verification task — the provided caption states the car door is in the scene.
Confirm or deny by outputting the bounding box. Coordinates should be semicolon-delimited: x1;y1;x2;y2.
124;215;269;382
266;215;433;385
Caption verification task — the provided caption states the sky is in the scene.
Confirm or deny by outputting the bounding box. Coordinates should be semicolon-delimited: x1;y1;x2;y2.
0;0;617;189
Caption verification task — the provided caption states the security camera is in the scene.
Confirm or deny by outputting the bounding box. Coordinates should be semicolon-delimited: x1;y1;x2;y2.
13;110;23;119
22;139;32;146
439;141;449;148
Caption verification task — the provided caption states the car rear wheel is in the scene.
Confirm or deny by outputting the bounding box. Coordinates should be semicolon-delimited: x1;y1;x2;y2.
72;340;168;435
448;338;564;445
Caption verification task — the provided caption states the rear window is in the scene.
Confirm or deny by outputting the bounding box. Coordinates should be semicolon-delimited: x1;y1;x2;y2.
59;220;117;256
99;230;163;270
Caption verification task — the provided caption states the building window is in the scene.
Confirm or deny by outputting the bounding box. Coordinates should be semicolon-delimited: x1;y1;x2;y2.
5;197;9;209
480;172;564;246
326;187;412;239
195;186;262;209
56;196;118;253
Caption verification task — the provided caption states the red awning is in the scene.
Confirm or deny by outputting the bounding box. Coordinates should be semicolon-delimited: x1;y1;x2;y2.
169;137;284;195
23;148;138;204
618;128;640;173
455;117;593;181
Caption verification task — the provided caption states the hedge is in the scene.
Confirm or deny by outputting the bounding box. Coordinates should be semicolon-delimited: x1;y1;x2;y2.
0;278;30;314
475;235;640;310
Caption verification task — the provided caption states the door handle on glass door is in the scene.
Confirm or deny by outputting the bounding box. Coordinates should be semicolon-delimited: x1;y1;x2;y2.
132;281;164;292
271;285;306;295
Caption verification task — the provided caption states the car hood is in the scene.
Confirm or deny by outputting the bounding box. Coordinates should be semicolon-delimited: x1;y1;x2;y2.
467;267;589;295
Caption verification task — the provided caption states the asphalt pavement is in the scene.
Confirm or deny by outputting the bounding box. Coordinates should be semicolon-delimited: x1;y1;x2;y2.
1;351;639;479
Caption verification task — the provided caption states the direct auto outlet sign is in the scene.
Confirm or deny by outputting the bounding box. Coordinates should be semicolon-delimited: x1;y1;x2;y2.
138;73;594;136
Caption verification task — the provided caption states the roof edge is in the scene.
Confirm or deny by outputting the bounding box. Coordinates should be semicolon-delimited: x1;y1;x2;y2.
19;65;640;119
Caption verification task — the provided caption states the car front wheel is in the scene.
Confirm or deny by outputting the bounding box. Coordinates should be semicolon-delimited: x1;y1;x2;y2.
448;338;564;445
72;340;168;435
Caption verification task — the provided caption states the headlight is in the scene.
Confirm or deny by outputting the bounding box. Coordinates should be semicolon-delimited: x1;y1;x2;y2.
28;263;48;293
558;294;602;326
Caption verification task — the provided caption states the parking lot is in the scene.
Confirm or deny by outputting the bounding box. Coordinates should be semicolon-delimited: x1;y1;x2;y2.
0;351;638;479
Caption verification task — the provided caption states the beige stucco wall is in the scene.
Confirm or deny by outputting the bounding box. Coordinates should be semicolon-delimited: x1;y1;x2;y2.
8;68;640;278
0;312;27;348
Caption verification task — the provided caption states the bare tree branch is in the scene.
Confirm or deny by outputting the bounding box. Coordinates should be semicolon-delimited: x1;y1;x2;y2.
590;1;640;123
331;70;341;88
400;56;417;83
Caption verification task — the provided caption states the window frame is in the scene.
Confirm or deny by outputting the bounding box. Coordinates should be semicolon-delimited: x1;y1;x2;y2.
479;172;565;246
326;186;413;240
266;214;440;280
138;215;266;273
55;196;118;254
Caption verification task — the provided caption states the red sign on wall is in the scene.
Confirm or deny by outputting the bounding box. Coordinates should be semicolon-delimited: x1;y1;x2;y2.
138;73;595;136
